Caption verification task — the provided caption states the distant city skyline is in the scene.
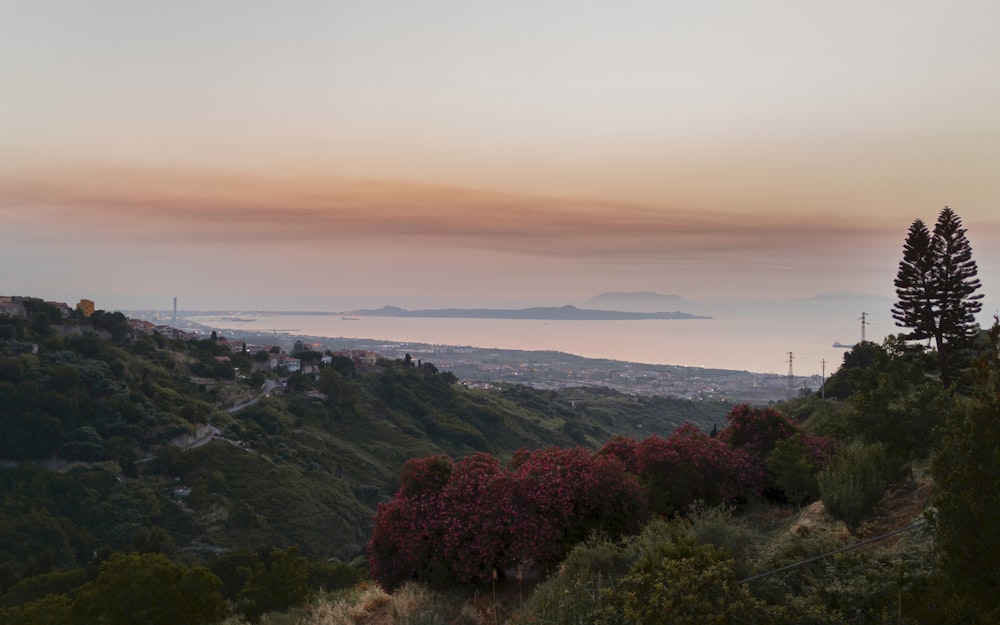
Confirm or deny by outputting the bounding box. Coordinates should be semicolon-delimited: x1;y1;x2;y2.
2;1;998;326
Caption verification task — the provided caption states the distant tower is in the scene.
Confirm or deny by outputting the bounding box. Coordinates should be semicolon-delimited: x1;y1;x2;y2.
786;352;795;400
860;312;867;343
821;358;827;400
173;297;177;327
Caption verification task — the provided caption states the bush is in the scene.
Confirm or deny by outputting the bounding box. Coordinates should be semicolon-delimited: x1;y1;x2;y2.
604;537;777;625
0;593;73;625
238;547;311;622
70;552;227;625
816;546;937;624
686;503;764;581
0;568;87;609
817;442;892;533
307;560;364;593
767;434;825;507
514;518;684;625
517;536;636;625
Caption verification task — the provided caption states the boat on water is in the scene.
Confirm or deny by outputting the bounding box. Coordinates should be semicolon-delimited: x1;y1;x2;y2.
342;316;360;321
832;341;854;348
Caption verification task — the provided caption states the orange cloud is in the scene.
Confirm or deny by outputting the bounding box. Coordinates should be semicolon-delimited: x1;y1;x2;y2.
0;163;898;261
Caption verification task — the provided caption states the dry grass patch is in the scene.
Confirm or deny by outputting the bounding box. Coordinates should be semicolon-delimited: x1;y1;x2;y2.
302;582;496;625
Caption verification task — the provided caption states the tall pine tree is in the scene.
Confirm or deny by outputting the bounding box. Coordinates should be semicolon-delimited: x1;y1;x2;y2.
892;206;983;383
932;207;984;347
892;219;938;343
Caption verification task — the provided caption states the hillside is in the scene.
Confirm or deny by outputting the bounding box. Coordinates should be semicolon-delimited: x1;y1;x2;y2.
6;299;995;624
0;302;728;573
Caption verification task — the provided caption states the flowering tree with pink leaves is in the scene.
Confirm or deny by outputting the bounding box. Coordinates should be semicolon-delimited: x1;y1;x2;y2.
367;447;647;591
716;404;801;462
635;423;764;515
436;453;511;583
367;456;455;590
597;434;640;474
506;447;647;570
368;405;834;591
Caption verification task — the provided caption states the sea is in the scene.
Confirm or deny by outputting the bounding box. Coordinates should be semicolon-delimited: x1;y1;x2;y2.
189;307;895;376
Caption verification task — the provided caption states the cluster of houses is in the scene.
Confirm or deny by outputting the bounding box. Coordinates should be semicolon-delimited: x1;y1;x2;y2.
127;318;199;341
122;328;382;375
211;338;381;374
2;294;385;378
0;295;93;318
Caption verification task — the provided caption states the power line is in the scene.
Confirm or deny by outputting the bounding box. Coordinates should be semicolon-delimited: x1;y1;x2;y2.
738;519;927;584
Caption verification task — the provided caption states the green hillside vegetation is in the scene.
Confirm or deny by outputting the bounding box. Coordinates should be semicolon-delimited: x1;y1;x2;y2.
2;307;996;624
0;299;727;622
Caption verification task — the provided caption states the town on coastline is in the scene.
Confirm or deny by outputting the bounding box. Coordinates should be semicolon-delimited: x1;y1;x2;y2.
122;307;823;404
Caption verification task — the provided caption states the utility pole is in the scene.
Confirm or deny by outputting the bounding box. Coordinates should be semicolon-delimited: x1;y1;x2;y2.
821;358;826;400
786;352;794;400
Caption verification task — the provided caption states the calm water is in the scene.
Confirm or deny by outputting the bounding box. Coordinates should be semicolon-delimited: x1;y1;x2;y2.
190;312;890;376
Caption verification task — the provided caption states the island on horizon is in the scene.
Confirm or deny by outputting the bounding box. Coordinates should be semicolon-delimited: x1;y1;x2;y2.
341;304;711;321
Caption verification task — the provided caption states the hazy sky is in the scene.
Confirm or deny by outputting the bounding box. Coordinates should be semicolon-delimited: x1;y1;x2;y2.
2;0;998;319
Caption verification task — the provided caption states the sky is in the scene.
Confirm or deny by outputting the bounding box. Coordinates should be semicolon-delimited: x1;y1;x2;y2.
2;1;999;323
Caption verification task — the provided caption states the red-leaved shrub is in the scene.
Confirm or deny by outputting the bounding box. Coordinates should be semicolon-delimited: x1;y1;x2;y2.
636;423;764;515
716;404;800;462
368;446;647;590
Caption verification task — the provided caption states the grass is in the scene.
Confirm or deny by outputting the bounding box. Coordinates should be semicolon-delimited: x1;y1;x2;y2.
283;583;494;625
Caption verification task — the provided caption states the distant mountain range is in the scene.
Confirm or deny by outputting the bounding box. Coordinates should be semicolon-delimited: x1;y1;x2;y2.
176;290;889;325
348;304;710;321
586;291;696;313
582;290;893;322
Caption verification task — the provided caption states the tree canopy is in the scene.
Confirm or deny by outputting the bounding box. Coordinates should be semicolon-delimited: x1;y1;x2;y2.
892;206;983;383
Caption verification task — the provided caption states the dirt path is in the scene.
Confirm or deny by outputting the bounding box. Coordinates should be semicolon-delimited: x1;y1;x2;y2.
857;475;935;545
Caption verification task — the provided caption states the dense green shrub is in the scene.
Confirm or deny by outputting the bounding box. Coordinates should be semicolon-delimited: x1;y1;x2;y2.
817;442;892;533
606;537;777;625
237;547;312;622
516;537;634;625
846;337;951;459
0;568;87;609
0;593;73;625
817;546;936;624
686;503;764;580
767;434;823;507
70;552;227;625
306;559;364;592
